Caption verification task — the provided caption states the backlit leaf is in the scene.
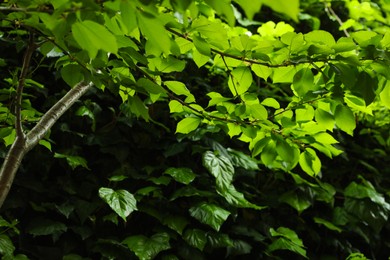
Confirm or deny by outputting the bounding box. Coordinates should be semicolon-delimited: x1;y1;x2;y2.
334;105;356;135
72;20;118;59
176;117;201;134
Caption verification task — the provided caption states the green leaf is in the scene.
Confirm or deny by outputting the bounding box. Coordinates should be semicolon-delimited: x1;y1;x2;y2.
233;0;262;20
0;234;14;257
54;153;89;170
204;0;235;26
292;68;314;97
189;202;230;231
261;98;280;109
26;218;67;236
72;20;118;59
313;217;342;233
273;67;296;83
252;64;272;80
280;191;311;214
176;117;201;134
137;12;170;54
128;96;150;121
217;184;265;210
296;106;314;122
149;56;186;73
315;108;335;131
193;35;211;56
334;105;356;135
99;187;137;221
299;148;321;176
193;48;210;68
380;81;390;109
164;167;196;184
183;229;207;251
305;30;336;46
262;0;299;22
202;151;234;184
228;66;253;96
227;148;259;170
268;227;307;258
123;233;170;260
164;81;192;97
61;64;84;87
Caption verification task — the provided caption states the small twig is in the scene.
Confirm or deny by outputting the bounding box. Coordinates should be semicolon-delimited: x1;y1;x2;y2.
221;55;239;98
324;3;350;37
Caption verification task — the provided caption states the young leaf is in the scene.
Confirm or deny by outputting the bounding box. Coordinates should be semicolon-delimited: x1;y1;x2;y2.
292;68;314;97
176;117;201;134
189;202;230;231
136;12;170;54
193;35;211;56
228;66;253;96
99;187;137;221
72;20;118;59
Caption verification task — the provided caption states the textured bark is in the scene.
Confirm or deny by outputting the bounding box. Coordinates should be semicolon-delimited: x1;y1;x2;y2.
0;81;93;209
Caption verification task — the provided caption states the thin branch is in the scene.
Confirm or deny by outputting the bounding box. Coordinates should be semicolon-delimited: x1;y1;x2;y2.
324;3;350;37
15;32;36;139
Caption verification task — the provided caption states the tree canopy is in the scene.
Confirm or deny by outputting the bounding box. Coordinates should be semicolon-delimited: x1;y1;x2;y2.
0;0;390;259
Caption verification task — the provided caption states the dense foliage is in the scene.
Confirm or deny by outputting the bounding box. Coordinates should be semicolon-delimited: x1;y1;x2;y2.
0;0;390;259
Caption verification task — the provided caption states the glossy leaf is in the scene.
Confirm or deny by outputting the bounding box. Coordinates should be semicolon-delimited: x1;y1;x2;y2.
123;233;170;260
164;167;196;184
189;202;230;231
99;187;137;221
183;229;207;251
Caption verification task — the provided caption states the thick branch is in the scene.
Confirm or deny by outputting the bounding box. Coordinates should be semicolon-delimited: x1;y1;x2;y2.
0;81;93;210
0;137;27;208
26;81;93;149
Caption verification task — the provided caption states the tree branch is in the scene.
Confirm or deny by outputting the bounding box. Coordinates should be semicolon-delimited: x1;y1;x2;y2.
15;32;36;139
0;81;93;210
26;81;93;149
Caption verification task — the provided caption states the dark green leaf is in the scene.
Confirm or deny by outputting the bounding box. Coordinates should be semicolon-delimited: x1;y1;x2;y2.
183;229;207;251
189;202;230;231
165;167;196;184
123;233;171;260
99;187;137;221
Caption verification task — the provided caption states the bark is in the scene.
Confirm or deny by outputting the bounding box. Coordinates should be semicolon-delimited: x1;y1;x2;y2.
0;81;93;210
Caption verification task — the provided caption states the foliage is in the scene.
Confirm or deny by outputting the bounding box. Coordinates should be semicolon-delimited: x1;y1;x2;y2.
0;0;390;259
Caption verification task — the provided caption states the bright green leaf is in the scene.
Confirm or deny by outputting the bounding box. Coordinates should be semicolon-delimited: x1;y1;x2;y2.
72;20;118;59
334;105;356;135
176;117;201;134
229;66;253;96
